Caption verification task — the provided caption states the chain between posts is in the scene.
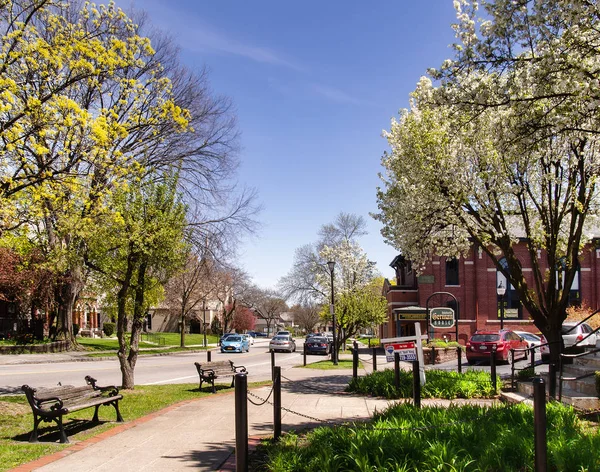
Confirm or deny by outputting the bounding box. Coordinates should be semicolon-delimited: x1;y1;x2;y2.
246;389;336;425
247;385;275;406
247;388;499;432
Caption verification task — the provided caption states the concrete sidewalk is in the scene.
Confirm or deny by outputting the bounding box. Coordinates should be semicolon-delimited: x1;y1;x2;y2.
12;364;404;472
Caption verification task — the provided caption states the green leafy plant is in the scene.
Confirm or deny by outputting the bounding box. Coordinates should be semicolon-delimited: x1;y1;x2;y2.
517;367;535;381
102;322;115;337
254;402;600;471
347;369;498;399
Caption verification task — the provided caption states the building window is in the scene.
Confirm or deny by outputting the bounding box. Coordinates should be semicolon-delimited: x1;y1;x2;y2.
557;258;581;306
497;258;522;319
445;258;459;286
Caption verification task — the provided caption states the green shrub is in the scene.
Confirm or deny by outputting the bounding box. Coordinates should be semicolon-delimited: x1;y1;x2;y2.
15;333;35;345
256;402;600;472
73;323;79;336
347;369;498;399
517;367;535;380
103;322;115;337
425;338;461;348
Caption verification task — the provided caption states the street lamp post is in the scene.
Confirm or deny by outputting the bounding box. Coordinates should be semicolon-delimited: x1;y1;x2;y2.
497;281;506;330
203;298;207;348
327;261;338;365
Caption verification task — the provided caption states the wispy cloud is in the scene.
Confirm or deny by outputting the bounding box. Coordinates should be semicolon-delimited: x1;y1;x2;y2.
185;27;306;72
138;1;305;72
310;84;374;106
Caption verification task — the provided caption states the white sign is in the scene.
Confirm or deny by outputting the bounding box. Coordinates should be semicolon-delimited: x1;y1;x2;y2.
385;342;416;362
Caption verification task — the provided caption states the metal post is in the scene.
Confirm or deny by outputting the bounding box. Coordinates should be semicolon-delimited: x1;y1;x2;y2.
533;378;547;472
303;343;307;366
328;262;338;366
511;349;516;390
372;347;377;371
500;294;505;330
491;345;497;394
203;298;207;348
207;350;212;362
352;342;358;379
234;373;248;472
558;356;564;401
394;352;401;391
457;346;462;374
412;360;421;409
531;347;535;371
548;363;556;400
273;366;281;441
431;345;436;366
271;350;275;381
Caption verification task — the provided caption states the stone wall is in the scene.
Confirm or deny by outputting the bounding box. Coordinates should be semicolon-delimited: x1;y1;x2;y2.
0;341;69;354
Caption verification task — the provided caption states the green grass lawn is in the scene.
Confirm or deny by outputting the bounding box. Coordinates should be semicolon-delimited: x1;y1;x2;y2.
0;381;268;471
76;333;220;352
298;359;360;370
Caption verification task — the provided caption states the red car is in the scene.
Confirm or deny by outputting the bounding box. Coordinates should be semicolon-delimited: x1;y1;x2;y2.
465;329;528;365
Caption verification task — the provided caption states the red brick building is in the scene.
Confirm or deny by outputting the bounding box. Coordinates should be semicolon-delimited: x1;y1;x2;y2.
381;242;600;344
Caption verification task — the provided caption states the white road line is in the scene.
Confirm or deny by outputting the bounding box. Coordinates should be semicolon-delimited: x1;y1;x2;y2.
143;375;197;385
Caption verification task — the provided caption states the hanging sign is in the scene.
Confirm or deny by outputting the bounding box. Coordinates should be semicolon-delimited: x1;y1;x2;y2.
429;307;456;329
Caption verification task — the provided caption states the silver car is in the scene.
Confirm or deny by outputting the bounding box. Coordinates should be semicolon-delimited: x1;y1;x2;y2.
562;322;598;349
269;335;296;353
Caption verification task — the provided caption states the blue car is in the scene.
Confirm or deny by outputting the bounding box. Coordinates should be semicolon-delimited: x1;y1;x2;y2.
220;334;249;353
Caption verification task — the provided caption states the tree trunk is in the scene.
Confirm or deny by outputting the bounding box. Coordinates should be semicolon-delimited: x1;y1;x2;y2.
55;268;83;348
117;252;137;389
180;310;186;347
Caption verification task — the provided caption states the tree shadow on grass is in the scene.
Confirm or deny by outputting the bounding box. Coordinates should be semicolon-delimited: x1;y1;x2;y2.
13;418;107;443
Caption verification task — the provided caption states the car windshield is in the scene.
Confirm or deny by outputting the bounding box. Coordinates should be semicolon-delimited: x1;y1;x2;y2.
272;336;288;341
471;334;500;342
227;336;242;342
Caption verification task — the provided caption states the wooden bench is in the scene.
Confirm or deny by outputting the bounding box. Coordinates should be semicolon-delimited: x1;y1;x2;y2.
194;360;247;393
22;375;123;443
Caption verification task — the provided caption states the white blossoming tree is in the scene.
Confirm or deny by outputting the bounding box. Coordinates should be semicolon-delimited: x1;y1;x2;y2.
374;0;600;363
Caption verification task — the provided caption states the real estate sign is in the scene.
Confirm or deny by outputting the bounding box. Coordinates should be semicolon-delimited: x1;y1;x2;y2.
384;342;417;362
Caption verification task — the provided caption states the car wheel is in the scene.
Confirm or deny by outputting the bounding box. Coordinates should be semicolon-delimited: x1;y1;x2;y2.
467;359;476;365
506;351;514;365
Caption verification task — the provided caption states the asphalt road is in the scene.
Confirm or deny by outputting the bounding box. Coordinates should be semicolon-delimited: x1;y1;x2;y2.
0;339;312;394
0;339;546;395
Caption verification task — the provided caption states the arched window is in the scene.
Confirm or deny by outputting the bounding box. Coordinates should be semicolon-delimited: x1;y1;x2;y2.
497;258;522;320
557;258;581;306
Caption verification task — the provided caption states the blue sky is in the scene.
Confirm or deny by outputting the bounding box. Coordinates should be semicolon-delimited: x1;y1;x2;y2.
131;1;459;289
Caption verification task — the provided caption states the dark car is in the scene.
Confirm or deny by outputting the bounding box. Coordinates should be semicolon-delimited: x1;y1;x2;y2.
465;329;528;365
305;336;331;355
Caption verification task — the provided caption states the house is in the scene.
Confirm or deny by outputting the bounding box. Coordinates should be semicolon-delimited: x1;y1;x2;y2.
381;242;600;343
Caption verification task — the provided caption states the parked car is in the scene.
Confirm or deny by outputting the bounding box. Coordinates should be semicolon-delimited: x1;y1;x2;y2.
276;330;292;337
269;335;296;353
220;334;249;353
305;336;331;355
562;322;598;349
513;331;545;356
465;329;528;365
538;334;551;360
255;332;268;337
243;334;254;345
